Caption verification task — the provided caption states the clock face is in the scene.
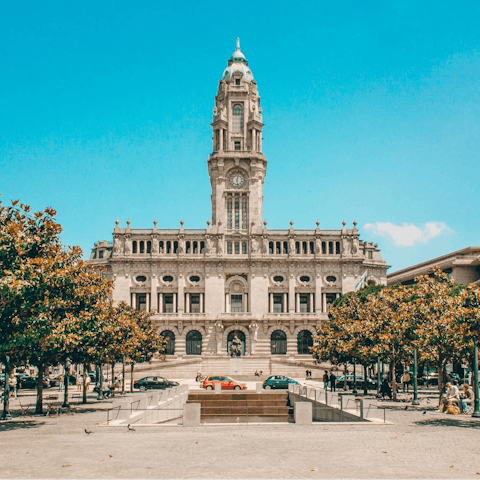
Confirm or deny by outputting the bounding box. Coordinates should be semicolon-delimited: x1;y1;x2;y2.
229;172;245;188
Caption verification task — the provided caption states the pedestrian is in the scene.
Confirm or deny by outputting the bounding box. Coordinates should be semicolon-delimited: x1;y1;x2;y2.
7;375;17;398
85;374;91;391
58;373;64;391
330;371;337;392
438;382;459;413
401;371;411;393
380;377;392;400
306;370;309;379
76;375;82;391
323;371;329;390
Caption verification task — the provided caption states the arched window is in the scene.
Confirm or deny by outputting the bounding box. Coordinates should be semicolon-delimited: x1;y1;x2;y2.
174;241;178;254
297;330;313;355
283;241;288;254
296;242;300;254
159;241;164;253
200;241;205;254
132;241;137;254
186;241;191;254
271;330;287;355
302;242;308;255
161;330;175;355
147;241;152;254
269;241;274;254
336;241;341;254
322;241;326;255
140;241;145;254
193;241;198;254
166;241;171;254
329;242;334;255
227;330;246;356
276;242;281;254
310;242;314;254
232;104;244;133
186;330;202;355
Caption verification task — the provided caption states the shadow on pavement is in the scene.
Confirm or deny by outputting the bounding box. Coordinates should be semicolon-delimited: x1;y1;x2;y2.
0;420;45;432
413;417;480;428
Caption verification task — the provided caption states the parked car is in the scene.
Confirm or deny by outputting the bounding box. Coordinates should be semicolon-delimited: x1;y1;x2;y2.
263;375;299;390
48;374;76;387
202;376;246;391
133;376;179;391
335;375;376;390
18;376;50;389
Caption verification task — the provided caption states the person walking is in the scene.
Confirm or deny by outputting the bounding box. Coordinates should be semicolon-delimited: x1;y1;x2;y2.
330;371;337;392
76;375;82;391
7;375;17;398
323;371;329;390
58;373;64;391
401;371;411;393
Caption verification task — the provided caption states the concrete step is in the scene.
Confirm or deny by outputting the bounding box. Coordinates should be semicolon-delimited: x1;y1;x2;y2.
187;399;288;407
200;406;292;415
201;414;293;423
189;392;288;402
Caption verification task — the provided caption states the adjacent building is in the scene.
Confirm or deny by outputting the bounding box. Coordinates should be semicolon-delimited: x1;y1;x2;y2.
89;40;389;365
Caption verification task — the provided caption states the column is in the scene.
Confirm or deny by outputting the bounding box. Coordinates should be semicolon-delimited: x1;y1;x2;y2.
336;293;340;299
219;129;224;152
296;293;300;313
259;131;262;152
146;293;150;312
173;293;177;314
269;293;273;313
252;129;257;151
132;293;136;310
150;276;158;312
159;293;163;314
322;293;326;313
177;275;185;313
242;294;246;313
288;274;295;312
245;293;248;313
283;293;287;313
310;293;314;313
200;293;204;314
186;293;190;314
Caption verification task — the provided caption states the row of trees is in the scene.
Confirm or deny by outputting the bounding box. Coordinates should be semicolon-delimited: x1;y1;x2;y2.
312;269;480;400
0;198;165;414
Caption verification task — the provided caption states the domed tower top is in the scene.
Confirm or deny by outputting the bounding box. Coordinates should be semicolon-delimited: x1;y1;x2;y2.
223;38;254;82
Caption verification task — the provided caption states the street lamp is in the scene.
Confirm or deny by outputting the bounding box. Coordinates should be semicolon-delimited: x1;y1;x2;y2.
473;340;480;418
97;364;104;401
412;348;420;406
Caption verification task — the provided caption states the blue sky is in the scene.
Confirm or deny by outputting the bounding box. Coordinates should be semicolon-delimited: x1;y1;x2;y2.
1;1;479;273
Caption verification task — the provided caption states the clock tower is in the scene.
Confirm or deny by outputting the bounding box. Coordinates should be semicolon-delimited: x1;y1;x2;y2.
207;39;266;233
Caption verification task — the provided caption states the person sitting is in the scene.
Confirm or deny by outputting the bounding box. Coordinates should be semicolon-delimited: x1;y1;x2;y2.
459;383;474;413
100;381;112;398
379;378;392;400
254;370;260;377
438;382;460;413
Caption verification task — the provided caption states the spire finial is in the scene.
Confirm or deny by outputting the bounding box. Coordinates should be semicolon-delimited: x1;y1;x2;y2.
236;37;240;50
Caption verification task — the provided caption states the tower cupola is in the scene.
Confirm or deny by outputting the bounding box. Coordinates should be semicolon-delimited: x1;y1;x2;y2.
223;38;254;83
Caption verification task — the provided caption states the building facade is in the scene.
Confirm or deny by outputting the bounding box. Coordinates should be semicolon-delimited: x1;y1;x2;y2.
387;247;480;287
89;40;389;362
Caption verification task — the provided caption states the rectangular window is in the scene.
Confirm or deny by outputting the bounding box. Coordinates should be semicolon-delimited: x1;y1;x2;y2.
190;294;200;313
273;295;283;313
326;293;336;311
242;198;247;229
235;78;240;85
98;250;104;258
164;294;173;313
234;141;241;150
138;294;147;311
242;241;247;254
235;199;240;229
227;198;232;229
300;294;309;313
227;242;232;254
234;242;240;254
231;294;243;313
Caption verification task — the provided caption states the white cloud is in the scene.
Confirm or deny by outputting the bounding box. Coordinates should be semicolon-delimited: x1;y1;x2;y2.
363;221;450;247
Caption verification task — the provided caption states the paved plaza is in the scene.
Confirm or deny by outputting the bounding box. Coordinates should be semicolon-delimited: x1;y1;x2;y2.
1;384;479;479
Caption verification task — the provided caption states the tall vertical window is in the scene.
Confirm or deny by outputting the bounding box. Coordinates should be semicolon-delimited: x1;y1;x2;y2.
190;294;200;313
231;294;243;312
242;198;247;229
300;294;310;313
273;295;283;313
227;198;232;229
234;242;240;254
232;104;243;133
242;241;247;254
235;198;240;229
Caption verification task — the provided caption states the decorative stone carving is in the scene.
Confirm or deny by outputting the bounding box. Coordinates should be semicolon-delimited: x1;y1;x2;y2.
251;236;259;253
342;236;351;255
215;321;224;354
177;235;185;255
262;235;268;254
124;236;131;255
352;236;359;255
315;238;321;255
113;235;122;255
229;336;242;357
205;235;213;255
289;237;295;255
151;236;159;254
217;235;224;255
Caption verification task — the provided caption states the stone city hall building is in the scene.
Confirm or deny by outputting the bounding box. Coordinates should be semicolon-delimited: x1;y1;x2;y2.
90;40;389;375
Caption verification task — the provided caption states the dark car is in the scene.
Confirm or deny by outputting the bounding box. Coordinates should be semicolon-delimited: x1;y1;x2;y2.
263;375;299;390
133;376;179;391
335;375;376;390
18;376;50;389
49;374;76;387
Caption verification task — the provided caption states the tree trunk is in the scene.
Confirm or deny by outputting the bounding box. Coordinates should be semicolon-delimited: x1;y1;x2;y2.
63;364;69;407
438;359;446;404
363;364;368;395
111;363;115;397
35;363;44;414
344;364;348;391
82;363;87;404
130;363;134;393
391;356;397;401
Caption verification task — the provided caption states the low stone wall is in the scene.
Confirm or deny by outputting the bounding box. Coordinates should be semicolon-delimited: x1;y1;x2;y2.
288;384;380;422
107;385;189;425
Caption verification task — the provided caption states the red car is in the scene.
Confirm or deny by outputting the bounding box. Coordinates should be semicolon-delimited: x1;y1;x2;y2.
202;375;246;391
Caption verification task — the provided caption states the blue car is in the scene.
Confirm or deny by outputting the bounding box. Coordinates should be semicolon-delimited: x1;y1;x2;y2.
263;375;299;390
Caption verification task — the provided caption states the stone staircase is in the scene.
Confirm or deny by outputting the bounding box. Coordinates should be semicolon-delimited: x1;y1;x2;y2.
187;391;294;423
